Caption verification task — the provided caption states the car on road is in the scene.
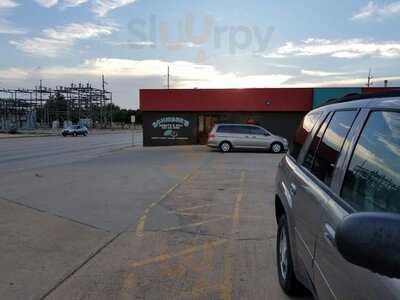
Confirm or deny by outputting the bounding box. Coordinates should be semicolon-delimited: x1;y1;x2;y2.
274;93;400;300
207;123;288;153
62;125;88;137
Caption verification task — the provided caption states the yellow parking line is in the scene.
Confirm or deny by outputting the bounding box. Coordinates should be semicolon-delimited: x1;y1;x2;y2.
176;203;217;212
160;216;230;232
128;239;227;268
135;181;180;238
221;170;246;300
171;211;263;219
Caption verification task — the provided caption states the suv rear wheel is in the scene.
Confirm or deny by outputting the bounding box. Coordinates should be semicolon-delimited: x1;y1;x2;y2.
219;141;231;153
277;214;304;295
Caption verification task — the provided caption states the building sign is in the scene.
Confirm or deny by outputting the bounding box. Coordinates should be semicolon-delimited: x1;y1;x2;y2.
143;113;195;146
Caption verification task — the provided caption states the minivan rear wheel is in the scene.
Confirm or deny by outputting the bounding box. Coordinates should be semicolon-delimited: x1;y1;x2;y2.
219;141;231;153
277;215;304;295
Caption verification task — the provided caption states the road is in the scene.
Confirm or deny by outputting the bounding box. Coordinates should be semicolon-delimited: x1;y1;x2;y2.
0;131;141;173
0;139;312;300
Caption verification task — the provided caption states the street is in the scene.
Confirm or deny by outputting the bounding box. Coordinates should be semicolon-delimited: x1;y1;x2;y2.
0;131;141;173
0;136;312;300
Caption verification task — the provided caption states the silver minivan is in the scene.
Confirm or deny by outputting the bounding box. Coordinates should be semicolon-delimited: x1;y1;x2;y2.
207;124;288;153
274;94;400;300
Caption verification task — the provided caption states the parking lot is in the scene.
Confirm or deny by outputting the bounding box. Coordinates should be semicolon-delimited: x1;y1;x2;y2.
0;137;312;300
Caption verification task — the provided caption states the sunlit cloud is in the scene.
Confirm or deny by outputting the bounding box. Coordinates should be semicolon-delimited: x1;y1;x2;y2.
301;69;347;77
10;22;118;57
264;38;400;59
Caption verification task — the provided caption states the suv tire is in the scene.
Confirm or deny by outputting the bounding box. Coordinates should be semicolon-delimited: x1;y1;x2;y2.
219;141;232;153
277;214;304;295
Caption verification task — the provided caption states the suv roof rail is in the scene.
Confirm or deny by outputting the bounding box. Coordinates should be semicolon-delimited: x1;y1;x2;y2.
323;90;400;106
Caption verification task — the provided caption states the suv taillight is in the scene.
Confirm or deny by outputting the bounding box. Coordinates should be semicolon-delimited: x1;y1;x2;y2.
208;133;215;139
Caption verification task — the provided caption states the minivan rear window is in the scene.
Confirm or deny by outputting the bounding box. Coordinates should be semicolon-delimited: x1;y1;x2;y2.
216;125;232;133
290;112;322;160
217;125;250;134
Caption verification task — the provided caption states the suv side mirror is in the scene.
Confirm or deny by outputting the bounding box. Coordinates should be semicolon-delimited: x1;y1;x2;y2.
264;133;270;136
336;212;400;279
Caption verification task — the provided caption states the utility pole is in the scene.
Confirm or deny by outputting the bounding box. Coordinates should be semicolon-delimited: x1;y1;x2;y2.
102;74;108;128
167;66;170;89
367;69;373;88
110;92;113;129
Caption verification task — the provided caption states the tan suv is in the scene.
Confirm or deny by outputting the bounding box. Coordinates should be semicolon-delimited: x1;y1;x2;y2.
275;93;400;300
207;124;288;153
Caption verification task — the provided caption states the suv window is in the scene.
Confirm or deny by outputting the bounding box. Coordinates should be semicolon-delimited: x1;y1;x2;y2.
290;112;322;160
310;110;358;186
250;127;266;135
303;113;332;170
341;111;400;213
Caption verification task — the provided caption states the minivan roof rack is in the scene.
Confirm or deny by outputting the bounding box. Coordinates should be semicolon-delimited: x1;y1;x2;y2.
324;90;400;106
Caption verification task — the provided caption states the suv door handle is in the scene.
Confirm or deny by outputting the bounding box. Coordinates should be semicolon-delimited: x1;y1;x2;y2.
289;183;297;196
324;223;336;248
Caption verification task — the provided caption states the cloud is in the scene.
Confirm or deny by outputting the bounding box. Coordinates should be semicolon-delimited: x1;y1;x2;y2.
92;0;137;16
109;41;155;48
34;0;58;8
283;75;400;88
10;22;118;57
34;0;138;16
264;38;400;59
0;0;26;35
352;1;400;21
301;69;347;77
0;0;19;9
45;58;292;88
0;58;292;88
0;67;29;80
62;0;88;7
0;19;25;34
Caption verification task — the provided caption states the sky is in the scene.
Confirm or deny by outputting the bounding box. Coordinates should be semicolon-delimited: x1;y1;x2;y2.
0;0;400;108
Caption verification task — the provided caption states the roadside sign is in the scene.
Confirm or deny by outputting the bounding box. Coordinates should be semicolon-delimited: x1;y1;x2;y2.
131;115;136;124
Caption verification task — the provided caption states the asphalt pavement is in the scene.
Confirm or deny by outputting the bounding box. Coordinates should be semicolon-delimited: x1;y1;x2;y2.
0;131;142;173
0;138;313;300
